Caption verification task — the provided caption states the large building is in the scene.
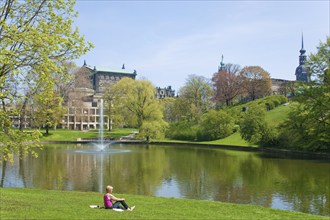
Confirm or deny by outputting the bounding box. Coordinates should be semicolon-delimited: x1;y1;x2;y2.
61;62;137;130
61;62;176;130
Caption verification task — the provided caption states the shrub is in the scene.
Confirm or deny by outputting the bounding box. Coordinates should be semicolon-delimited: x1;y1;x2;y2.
196;110;235;141
165;121;198;141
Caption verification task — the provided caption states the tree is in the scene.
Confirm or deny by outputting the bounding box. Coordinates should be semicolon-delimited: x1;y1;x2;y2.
197;110;235;141
33;92;66;135
111;78;167;138
139;120;168;141
239;105;276;146
0;0;92;162
103;81;120;130
212;63;242;106
278;81;295;97
178;75;214;122
279;37;330;151
54;61;80;104
240;66;272;100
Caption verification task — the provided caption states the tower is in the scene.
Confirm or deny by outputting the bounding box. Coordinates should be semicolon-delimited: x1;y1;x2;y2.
295;34;310;82
218;55;225;71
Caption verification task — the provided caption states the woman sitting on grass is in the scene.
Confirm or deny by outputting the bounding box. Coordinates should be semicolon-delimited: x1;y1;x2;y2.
104;185;135;211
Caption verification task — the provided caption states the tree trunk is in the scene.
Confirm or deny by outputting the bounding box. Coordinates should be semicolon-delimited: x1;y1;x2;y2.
45;124;49;135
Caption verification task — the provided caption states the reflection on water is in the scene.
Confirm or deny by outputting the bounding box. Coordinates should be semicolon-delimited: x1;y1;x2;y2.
0;143;329;216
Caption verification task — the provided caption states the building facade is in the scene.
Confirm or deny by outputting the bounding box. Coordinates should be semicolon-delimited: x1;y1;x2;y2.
155;86;176;99
61;62;175;130
61;62;137;130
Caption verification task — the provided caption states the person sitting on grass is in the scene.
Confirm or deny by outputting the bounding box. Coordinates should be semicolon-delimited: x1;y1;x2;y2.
104;185;135;211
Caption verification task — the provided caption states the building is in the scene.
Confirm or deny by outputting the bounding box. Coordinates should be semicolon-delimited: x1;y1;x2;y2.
61;62;138;130
155;86;176;99
83;61;137;93
61;61;175;130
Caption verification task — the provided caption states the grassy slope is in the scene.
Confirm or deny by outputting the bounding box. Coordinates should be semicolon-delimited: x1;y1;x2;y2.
1;188;326;220
206;104;290;146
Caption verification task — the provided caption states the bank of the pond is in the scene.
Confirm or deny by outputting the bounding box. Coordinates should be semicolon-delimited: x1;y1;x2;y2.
0;188;327;220
39;139;330;160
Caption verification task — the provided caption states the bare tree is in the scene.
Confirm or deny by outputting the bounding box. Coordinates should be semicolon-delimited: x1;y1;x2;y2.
240;66;272;100
212;63;242;106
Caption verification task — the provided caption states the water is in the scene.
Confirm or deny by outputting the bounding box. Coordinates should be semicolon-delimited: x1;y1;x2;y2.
1;143;329;216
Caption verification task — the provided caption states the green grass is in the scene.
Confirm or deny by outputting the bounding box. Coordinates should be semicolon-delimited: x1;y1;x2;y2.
40;128;137;141
206;131;254;146
265;104;290;127
0;188;326;220
208;104;290;146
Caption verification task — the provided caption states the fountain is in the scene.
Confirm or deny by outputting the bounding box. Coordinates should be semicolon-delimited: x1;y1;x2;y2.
68;99;132;156
98;99;105;150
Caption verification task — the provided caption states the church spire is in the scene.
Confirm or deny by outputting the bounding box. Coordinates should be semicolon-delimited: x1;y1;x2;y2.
299;33;306;65
295;33;309;82
300;33;306;55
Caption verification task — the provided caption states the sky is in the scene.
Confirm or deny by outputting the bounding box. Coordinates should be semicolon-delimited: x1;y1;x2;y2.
73;0;329;92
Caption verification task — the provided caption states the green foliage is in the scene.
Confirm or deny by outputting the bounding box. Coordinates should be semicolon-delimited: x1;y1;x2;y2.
196;110;235;141
166;121;199;141
178;75;214;122
33;92;66;134
278;37;330;152
0;129;42;162
239;105;277;146
111;78;167;138
138;120;169;141
0;0;92;162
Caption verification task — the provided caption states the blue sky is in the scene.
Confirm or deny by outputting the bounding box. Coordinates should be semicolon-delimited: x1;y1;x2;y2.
74;0;329;91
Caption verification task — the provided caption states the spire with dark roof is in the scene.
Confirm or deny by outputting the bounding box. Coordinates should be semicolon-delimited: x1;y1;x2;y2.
122;64;125;69
299;33;306;66
295;33;310;82
300;33;306;55
83;60;87;66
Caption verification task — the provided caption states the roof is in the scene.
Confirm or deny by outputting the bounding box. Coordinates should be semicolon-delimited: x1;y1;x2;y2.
84;65;136;75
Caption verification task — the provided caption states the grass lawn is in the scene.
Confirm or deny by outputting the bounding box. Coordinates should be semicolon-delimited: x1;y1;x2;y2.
265;104;291;127
1;188;326;220
40;128;137;141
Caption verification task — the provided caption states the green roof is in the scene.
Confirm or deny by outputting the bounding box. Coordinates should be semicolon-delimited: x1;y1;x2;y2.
85;65;136;75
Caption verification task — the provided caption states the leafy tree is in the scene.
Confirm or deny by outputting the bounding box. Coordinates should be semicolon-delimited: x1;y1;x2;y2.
165;120;198;141
0;0;92;162
239;105;276;146
279;37;330;151
240;66;272;100
139;120;168;141
197;110;235;141
178;75;214;122
212;63;242;106
33;92;66;135
111;78;167;137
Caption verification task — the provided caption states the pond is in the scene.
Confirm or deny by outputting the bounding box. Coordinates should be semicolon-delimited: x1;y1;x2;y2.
1;143;329;216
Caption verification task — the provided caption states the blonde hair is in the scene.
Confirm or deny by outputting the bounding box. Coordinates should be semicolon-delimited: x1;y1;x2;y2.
106;185;113;193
